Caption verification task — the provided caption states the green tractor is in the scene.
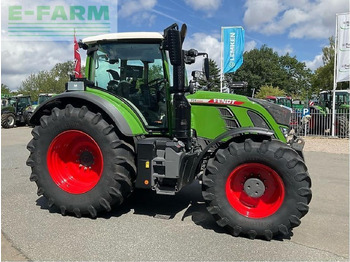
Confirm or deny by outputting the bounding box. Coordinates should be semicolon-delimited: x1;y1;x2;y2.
265;96;305;112
265;96;293;108
1;95;31;128
27;24;311;240
309;90;349;137
24;93;56;126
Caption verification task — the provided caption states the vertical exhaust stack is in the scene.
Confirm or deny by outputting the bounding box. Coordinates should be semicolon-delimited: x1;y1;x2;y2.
163;24;191;147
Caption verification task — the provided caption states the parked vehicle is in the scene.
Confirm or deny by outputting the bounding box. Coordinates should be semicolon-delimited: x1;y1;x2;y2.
27;24;311;240
24;93;56;125
309;90;349;137
265;96;305;112
1;95;31;128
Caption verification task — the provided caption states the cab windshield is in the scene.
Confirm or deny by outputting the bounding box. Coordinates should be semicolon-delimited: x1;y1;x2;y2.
89;43;167;128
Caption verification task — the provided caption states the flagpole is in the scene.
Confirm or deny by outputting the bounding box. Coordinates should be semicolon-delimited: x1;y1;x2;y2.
331;14;339;137
220;27;223;93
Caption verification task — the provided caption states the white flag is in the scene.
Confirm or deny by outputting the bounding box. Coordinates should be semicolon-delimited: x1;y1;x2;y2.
336;13;350;82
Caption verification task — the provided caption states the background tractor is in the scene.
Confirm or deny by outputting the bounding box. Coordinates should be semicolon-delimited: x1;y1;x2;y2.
265;96;305;112
27;23;311;240
1;95;31;128
24;93;56;126
309;90;349;137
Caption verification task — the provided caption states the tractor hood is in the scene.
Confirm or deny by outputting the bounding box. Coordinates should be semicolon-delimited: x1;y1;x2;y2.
186;91;291;128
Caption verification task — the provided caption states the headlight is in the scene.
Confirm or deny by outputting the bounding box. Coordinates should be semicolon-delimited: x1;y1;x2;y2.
280;126;289;138
249;98;291;126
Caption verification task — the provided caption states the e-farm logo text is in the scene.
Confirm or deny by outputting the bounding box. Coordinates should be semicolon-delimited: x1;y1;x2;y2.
5;5;111;41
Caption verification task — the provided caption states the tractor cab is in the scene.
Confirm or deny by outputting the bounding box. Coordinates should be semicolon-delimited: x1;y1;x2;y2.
265;96;292;108
84;33;168;128
319;90;350;111
3;95;31;114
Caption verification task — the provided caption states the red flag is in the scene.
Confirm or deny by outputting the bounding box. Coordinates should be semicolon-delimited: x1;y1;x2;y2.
74;31;82;78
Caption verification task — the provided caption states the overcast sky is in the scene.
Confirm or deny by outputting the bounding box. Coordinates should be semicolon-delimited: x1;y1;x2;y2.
1;0;349;91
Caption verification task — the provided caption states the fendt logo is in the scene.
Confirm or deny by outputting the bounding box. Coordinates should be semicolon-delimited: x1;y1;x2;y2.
3;3;112;41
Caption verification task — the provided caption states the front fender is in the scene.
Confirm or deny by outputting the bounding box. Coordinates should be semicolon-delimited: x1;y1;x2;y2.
30;91;147;137
1;106;15;114
183;127;275;187
199;127;274;160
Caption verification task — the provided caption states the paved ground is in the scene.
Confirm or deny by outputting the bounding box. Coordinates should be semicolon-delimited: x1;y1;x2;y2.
1;126;349;261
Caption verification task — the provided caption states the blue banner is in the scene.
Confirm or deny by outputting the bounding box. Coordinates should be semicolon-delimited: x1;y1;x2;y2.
222;27;245;74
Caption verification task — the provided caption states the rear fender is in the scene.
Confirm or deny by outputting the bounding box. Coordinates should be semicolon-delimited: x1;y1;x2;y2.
30;92;147;136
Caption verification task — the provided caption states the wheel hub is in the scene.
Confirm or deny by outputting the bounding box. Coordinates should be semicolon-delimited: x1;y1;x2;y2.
244;178;265;198
8;116;15;125
79;151;94;167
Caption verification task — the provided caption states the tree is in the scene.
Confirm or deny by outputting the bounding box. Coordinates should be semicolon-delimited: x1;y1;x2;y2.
255;85;285;99
19;61;75;101
1;84;11;96
311;37;349;94
225;45;312;98
203;59;221;91
148;64;163;82
279;53;312;97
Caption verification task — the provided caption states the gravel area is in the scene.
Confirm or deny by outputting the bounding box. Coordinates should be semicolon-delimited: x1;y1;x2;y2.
303;137;349;154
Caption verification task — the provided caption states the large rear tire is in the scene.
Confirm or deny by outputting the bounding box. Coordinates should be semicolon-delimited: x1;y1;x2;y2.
202;138;311;240
26;104;136;218
1;113;16;128
336;115;349;138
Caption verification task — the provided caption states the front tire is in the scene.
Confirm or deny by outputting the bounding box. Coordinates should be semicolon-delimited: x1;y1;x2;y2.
336;116;349;138
202;138;311;240
1;113;16;128
26;112;34;127
26;104;136;218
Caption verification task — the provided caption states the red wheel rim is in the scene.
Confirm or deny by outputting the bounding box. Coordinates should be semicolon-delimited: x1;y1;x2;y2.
225;163;285;218
47;130;103;194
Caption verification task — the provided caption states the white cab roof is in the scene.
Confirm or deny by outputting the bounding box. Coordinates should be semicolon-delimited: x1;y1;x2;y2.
82;32;163;44
320;90;350;94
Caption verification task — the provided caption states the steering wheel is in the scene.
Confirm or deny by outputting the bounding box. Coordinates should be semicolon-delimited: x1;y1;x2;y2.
148;78;165;88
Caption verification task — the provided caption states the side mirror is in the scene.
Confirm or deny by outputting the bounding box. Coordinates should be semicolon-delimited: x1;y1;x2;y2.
180;24;187;44
204;57;209;81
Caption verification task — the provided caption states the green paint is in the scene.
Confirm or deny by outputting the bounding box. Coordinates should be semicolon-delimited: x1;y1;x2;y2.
187;91;286;142
86;88;148;136
24;10;34;15
88;6;109;20
83;42;286;142
9;26;108;29
37;6;50;20
190;105;227;139
9;34;94;36
9;6;22;20
85;56;90;76
9;22;110;24
9;30;109;32
8;5;110;24
70;6;85;20
52;6;68;20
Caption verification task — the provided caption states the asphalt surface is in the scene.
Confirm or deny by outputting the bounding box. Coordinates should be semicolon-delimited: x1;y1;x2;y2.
1;126;349;261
